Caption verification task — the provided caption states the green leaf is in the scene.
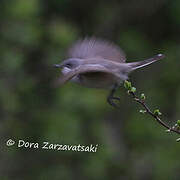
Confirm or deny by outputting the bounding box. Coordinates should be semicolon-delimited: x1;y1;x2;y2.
139;109;146;114
124;80;132;90
154;109;162;116
165;129;171;133
177;120;180;127
140;93;146;100
130;87;136;93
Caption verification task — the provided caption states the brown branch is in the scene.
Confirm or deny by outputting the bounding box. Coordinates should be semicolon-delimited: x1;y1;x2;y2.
128;91;180;135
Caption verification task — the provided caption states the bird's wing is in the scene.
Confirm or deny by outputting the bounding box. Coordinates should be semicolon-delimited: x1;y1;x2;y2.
55;64;120;86
67;37;126;63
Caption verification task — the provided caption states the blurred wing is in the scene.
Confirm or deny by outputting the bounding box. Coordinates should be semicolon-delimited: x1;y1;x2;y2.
67;37;126;62
56;64;120;86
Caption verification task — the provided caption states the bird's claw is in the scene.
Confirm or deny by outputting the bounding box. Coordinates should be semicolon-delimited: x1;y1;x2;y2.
107;96;121;108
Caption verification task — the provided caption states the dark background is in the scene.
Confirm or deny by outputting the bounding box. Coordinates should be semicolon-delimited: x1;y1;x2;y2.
1;0;180;179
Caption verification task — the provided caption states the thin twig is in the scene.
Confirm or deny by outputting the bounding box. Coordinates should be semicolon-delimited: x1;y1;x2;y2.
129;91;180;135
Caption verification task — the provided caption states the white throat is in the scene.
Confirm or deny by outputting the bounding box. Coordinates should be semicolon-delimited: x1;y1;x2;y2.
61;67;72;75
61;67;80;83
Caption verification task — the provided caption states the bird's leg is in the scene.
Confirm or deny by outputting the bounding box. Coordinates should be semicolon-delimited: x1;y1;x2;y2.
107;83;120;108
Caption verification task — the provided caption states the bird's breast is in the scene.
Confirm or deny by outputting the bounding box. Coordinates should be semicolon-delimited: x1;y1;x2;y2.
78;72;118;89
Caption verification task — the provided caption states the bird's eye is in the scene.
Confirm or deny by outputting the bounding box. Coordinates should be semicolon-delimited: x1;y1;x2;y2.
66;63;72;68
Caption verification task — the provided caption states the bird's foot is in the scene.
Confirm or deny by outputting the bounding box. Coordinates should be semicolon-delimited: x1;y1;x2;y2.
107;96;121;108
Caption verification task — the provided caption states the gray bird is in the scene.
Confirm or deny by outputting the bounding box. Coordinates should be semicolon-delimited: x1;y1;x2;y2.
54;37;165;107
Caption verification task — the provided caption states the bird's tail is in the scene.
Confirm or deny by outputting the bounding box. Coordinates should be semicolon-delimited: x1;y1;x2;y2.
127;54;165;71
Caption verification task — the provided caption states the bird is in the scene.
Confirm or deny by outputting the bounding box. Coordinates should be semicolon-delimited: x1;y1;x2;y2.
53;37;165;108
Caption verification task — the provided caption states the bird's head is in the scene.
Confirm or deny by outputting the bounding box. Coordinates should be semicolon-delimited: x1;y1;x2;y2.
53;58;82;75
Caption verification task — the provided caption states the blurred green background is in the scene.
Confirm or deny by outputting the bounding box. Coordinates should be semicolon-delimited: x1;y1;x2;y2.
1;0;180;179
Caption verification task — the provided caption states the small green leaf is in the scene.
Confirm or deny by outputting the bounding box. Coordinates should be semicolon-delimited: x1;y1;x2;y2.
130;87;136;93
177;120;180;127
154;109;162;116
140;93;146;100
176;137;180;142
139;109;146;114
165;129;171;133
124;80;132;90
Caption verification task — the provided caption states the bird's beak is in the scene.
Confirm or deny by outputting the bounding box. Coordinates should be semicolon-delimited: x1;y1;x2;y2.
53;63;63;68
